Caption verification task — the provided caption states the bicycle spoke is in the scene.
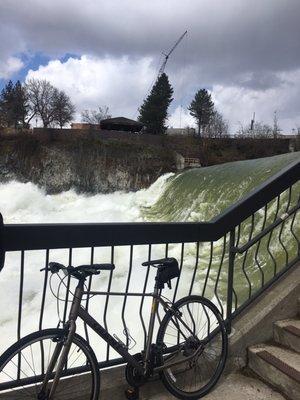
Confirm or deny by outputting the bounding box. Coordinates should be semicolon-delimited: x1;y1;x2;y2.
158;296;227;398
0;331;98;400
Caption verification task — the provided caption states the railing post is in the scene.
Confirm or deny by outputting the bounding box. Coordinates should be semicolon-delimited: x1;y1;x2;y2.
226;228;235;334
0;213;4;272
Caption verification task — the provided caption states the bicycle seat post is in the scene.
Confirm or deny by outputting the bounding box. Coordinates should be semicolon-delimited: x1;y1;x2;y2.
143;277;160;374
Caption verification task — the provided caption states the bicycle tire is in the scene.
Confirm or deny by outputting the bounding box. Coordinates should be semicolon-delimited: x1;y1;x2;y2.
0;328;100;400
156;295;227;400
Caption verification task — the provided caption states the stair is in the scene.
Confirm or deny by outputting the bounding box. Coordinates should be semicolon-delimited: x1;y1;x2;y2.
248;300;300;400
274;319;300;353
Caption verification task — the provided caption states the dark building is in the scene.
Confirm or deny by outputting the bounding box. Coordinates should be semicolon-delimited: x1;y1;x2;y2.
100;117;144;133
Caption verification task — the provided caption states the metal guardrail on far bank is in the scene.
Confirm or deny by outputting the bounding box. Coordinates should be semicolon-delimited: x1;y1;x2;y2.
0;159;299;390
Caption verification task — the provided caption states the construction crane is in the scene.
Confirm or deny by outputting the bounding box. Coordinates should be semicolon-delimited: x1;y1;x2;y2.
133;30;187;120
158;30;188;76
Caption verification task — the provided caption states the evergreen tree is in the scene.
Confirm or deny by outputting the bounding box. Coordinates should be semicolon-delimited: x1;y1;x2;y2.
0;80;29;128
138;73;173;135
0;80;15;127
12;81;29;127
188;89;214;137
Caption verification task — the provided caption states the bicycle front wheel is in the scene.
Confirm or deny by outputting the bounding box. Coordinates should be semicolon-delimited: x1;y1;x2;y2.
0;328;100;400
156;295;227;400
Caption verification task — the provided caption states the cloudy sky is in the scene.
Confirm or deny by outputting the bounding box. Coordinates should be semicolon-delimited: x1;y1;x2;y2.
1;0;300;133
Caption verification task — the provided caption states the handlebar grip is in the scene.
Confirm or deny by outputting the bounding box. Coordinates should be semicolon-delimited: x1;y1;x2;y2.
0;213;4;273
48;262;66;273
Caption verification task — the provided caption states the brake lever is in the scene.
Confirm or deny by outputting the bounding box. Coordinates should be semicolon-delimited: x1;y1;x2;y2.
167;280;172;290
40;264;62;274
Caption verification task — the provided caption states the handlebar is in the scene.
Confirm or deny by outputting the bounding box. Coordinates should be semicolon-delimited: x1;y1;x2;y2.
40;262;115;279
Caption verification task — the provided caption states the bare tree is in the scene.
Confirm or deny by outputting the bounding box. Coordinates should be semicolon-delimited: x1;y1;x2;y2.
205;110;229;138
81;106;111;124
25;79;75;128
236;121;273;138
52;89;75;128
272;111;281;138
26;79;57;127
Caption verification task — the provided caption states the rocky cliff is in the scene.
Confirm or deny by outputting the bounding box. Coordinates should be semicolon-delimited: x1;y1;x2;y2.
0;129;293;194
0;132;177;194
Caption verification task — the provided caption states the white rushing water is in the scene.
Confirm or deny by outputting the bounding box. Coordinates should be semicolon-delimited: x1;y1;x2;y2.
0;173;173;224
0;173;182;358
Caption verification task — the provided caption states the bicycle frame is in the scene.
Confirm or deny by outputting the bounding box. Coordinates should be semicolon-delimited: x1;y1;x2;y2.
46;278;201;399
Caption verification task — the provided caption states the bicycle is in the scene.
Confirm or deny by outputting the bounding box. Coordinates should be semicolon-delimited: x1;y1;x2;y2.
0;257;228;400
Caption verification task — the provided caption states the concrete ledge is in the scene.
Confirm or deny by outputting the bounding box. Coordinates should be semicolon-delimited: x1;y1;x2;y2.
100;368;286;400
227;261;300;371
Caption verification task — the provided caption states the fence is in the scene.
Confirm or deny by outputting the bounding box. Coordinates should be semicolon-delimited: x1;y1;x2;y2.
184;157;201;168
0;159;299;391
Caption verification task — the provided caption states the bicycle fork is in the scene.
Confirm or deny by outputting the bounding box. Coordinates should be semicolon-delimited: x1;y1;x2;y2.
48;321;76;399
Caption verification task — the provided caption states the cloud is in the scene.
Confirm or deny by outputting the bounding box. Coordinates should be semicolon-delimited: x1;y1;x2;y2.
213;68;300;132
26;55;156;119
2;0;299;132
0;57;24;79
2;0;300;83
168;107;194;129
25;55;300;132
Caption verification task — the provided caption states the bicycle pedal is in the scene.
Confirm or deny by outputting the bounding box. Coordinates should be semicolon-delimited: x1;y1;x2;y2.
125;387;139;400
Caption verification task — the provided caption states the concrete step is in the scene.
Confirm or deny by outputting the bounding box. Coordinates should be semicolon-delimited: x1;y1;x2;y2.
248;344;300;400
274;318;300;353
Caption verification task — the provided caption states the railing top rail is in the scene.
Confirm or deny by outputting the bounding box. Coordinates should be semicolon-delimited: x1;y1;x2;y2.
0;159;299;251
0;214;4;271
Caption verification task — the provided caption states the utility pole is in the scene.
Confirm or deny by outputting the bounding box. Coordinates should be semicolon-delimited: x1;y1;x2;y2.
273;110;280;138
250;112;255;131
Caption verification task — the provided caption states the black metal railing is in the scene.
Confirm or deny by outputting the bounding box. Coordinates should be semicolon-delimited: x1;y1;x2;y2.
0;159;299;388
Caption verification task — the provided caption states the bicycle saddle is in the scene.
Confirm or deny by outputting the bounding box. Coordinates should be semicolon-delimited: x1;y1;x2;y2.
142;257;178;268
141;257;177;268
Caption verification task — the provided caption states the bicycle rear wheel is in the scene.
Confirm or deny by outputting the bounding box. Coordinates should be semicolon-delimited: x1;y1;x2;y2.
156;295;227;400
0;328;100;400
